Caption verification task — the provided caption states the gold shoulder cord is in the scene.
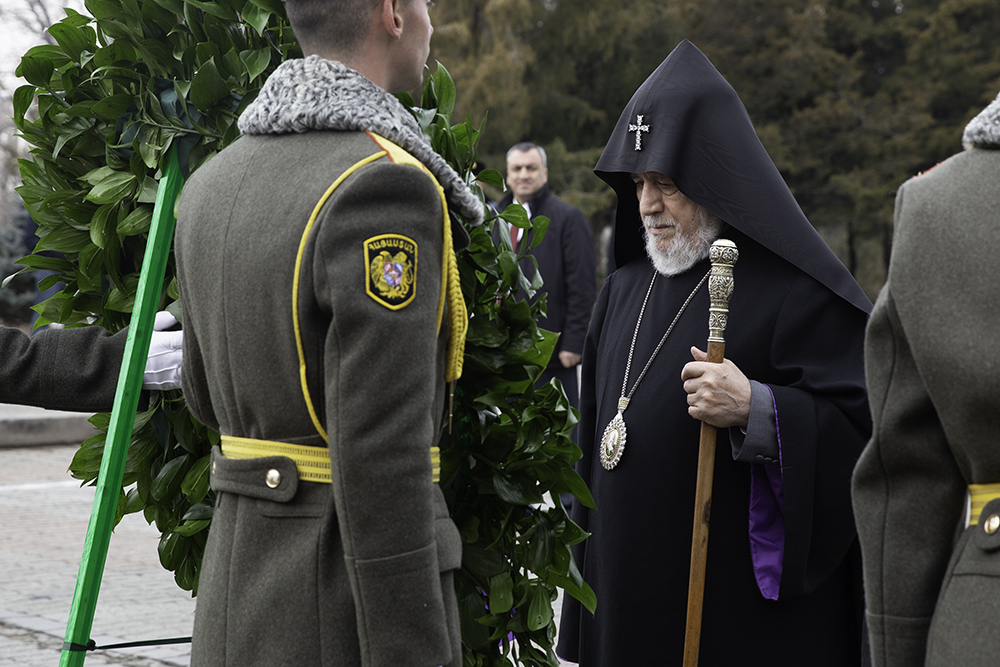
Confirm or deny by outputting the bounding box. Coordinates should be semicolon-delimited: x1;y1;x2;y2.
441;189;466;433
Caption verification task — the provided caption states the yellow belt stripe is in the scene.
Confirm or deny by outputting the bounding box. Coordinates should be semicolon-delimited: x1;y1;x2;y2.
431;446;441;484
969;483;1000;526
222;435;332;484
220;436;441;484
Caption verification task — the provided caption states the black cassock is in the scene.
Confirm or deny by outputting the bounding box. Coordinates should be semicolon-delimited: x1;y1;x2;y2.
558;39;874;665
557;229;871;665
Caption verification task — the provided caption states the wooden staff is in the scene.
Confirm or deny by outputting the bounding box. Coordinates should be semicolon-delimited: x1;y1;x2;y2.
682;239;738;666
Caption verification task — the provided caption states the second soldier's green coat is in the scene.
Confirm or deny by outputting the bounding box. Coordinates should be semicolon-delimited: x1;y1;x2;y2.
853;93;1000;667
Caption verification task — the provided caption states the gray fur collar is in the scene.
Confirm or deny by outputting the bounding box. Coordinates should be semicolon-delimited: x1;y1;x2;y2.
963;91;1000;150
239;56;483;225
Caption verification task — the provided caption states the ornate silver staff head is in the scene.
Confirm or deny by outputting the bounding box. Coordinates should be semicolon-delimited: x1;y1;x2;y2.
708;239;738;343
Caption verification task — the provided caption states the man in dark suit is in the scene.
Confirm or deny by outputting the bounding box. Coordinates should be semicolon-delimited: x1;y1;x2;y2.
497;142;596;425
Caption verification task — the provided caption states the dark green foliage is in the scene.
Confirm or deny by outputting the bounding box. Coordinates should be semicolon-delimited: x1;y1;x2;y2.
12;0;300;331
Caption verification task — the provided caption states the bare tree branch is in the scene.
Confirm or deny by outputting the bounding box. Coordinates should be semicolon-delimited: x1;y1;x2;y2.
0;0;75;47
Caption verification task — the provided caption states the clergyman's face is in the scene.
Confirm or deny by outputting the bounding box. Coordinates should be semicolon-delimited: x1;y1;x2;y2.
632;171;721;275
506;149;549;203
631;172;701;253
390;0;434;93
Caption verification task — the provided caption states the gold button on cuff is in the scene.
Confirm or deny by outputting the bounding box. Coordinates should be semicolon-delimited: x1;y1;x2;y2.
985;514;1000;535
211;461;217;476
265;469;282;489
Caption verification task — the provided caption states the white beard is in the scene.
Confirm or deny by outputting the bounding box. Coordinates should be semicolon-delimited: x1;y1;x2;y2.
643;208;724;276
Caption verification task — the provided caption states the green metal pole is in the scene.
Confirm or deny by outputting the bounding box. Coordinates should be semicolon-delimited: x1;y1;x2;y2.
59;147;184;666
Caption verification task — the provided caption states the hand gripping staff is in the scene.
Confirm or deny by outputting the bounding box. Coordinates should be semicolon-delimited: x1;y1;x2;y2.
60;147;184;667
682;239;738;667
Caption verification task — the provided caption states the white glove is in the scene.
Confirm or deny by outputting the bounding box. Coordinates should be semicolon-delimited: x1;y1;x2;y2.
143;311;183;390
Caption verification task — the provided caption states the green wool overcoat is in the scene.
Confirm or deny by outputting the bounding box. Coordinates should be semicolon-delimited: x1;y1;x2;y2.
175;130;463;667
853;146;1000;667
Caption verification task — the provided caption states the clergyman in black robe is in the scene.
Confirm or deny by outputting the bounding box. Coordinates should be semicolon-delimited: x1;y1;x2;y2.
556;40;873;665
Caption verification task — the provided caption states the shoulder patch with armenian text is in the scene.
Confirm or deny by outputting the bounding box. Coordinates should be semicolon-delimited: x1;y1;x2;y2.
364;234;417;310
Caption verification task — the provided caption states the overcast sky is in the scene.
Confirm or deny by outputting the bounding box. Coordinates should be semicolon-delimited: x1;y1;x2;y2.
0;0;84;91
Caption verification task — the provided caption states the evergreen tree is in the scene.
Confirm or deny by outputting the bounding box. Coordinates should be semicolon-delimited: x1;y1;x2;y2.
432;0;1000;296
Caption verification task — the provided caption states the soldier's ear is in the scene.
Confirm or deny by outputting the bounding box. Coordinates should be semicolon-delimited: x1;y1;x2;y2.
378;0;404;39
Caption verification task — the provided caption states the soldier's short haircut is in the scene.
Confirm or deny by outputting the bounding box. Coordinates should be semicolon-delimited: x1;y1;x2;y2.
507;142;548;169
286;0;403;55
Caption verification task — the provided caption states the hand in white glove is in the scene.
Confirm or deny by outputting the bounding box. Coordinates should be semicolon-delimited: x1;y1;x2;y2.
143;311;183;391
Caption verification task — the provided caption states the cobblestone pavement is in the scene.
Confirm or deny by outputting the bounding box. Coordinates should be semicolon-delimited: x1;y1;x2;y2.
0;445;194;667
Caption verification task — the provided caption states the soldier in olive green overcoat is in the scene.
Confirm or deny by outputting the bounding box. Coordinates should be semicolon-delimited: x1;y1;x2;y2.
853;91;1000;667
174;2;482;665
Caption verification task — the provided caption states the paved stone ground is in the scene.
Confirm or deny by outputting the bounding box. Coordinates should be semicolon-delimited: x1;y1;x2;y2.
0;444;194;667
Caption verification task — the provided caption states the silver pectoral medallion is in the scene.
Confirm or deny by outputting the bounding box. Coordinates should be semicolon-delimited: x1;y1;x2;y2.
600;398;630;470
598;270;710;473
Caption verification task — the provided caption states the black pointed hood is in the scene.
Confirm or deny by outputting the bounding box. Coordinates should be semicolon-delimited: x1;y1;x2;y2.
597;40;871;314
